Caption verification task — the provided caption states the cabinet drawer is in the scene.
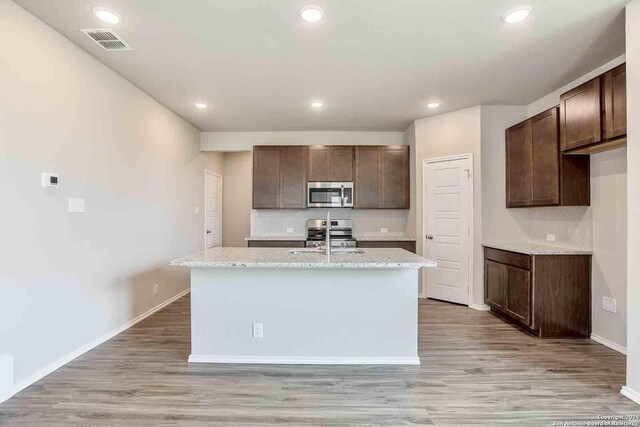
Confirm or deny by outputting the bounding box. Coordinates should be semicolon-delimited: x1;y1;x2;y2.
484;248;531;270
356;240;416;253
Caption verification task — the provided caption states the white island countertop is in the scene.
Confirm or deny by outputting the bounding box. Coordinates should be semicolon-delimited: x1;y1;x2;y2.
170;247;435;269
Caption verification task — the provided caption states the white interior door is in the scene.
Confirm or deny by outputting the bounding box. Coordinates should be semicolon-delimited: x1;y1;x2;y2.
205;171;222;249
424;156;472;305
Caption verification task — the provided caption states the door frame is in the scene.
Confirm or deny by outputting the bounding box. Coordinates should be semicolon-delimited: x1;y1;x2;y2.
421;154;474;306
204;169;223;249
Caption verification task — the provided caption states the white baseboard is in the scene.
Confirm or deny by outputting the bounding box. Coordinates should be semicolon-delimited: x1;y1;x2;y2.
590;334;627;355
1;288;190;405
469;303;491;311
621;386;640;406
188;355;421;365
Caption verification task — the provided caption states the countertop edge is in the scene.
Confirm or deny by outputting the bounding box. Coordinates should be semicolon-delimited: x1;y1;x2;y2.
482;242;593;256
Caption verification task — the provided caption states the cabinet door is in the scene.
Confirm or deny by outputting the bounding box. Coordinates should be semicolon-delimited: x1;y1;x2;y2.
279;146;308;208
330;146;354;181
381;146;410;209
485;260;505;310
354;146;382;208
506;121;532;207
560;78;602;151
530;107;560;206
505;265;531;326
252;146;280;209
603;63;626;140
308;146;330;182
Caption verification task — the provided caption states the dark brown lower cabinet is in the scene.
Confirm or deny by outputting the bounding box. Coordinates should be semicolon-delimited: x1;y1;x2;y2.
484;247;591;338
355;240;416;253
247;240;305;248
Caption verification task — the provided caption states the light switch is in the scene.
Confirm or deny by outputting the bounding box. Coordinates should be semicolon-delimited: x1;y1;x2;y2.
68;198;86;213
194;206;200;215
287;228;294;233
381;228;389;233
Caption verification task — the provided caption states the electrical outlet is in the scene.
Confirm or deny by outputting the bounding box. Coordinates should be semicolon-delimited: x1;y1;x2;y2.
153;284;159;296
287;228;294;233
381;228;389;233
546;234;556;242
68;198;86;213
252;322;264;338
603;296;617;313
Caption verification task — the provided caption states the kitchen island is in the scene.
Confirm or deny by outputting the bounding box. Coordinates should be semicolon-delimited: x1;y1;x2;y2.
170;247;436;365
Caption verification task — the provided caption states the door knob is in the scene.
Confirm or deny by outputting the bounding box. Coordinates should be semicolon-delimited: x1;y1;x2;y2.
426;235;434;240
206;230;212;234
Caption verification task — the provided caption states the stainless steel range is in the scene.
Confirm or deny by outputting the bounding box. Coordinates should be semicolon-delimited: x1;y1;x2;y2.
305;219;356;249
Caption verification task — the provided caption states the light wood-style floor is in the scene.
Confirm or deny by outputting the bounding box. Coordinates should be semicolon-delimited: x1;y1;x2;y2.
1;295;639;426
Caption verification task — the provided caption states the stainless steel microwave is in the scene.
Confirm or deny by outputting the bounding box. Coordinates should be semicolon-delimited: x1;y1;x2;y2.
307;182;354;208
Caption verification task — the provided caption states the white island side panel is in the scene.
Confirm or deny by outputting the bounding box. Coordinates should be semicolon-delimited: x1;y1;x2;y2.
189;268;419;365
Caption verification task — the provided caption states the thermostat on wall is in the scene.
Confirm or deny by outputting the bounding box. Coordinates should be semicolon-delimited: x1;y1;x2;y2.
41;173;59;188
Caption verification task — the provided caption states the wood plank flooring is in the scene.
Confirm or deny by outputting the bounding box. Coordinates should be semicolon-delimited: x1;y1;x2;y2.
1;295;639;426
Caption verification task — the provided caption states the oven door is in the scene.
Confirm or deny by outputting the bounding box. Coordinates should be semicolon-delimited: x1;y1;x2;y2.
307;182;353;208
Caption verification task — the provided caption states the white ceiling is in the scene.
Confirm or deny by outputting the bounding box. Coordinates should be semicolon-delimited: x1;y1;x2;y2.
14;0;628;131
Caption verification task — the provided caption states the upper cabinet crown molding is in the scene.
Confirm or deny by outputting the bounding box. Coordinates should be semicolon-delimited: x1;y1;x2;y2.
560;63;626;155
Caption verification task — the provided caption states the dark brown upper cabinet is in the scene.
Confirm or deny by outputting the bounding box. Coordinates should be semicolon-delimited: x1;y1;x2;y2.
506;120;532;207
354;146;410;209
354;146;382;208
252;146;308;209
603;63;627;140
560;78;601;152
506;107;589;208
308;146;354;182
560;63;626;154
252;146;280;209
279;146;308;209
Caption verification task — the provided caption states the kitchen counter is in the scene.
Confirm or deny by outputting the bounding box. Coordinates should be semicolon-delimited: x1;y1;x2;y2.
171;247;436;366
353;235;416;241
245;235;416;241
171;247;434;269
245;236;306;241
483;242;593;255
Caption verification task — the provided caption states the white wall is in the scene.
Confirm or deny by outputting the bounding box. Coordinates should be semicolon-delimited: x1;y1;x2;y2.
0;0;222;400
413;106;483;306
591;148;627;348
202;131;406;151
221;151;253;247
625;0;640;402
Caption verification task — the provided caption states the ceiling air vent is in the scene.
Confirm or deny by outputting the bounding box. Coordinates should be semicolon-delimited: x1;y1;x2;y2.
80;29;132;51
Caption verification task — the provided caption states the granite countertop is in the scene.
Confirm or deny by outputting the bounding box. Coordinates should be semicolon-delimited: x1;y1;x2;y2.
354;235;416;241
170;248;436;269
245;236;306;241
246;235;416;242
483;242;593;255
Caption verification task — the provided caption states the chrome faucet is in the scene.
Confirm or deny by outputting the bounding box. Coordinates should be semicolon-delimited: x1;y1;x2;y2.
325;211;331;255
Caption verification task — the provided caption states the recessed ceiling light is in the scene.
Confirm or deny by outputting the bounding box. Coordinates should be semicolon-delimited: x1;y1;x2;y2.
502;6;532;24
300;5;324;23
194;102;208;109
93;6;121;24
310;101;325;109
427;102;440;109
